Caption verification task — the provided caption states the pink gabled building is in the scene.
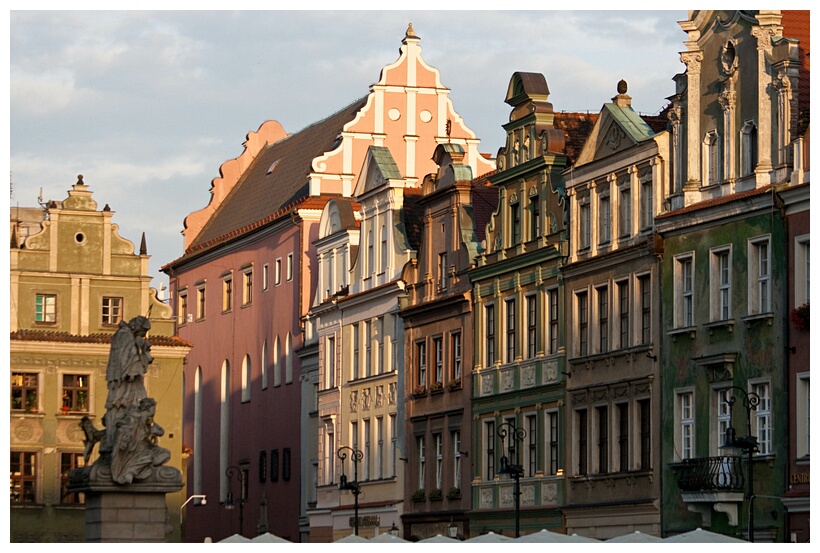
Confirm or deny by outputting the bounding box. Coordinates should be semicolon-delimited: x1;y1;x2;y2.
163;25;493;543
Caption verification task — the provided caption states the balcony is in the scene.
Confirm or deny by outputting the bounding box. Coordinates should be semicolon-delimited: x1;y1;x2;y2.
672;456;745;527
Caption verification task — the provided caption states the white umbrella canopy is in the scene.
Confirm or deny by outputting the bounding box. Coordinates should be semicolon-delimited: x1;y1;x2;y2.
251;532;291;543
464;532;513;543
606;531;664;543
664;528;747;543
418;534;460;543
515;529;600;543
369;532;410;543
219;533;251;543
335;533;369;543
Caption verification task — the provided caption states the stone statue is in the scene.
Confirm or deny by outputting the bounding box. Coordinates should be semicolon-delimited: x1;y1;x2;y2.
110;398;171;484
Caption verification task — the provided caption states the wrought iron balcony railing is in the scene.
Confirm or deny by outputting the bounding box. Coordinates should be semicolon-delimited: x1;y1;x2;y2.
674;455;745;493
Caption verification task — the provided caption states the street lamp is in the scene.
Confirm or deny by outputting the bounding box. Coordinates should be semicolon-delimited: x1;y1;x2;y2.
224;465;247;536
719;386;760;542
389;522;400;537
180;494;207;524
337;445;364;536
497;420;526;538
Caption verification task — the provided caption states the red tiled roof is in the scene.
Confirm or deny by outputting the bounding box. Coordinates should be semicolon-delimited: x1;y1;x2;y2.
656;183;778;220
10;329;192;348
554;112;599;166
471;181;500;243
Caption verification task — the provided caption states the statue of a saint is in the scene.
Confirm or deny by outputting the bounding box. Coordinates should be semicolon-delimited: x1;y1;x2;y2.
110;397;171;484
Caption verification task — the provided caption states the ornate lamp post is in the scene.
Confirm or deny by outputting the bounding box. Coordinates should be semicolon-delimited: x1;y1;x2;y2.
497;421;526;538
224;465;247;536
337;445;364;535
719;386;760;542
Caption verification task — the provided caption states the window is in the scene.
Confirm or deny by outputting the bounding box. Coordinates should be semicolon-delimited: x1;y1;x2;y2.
101;296;122;325
796;375;809;458
741;121;758;177
286;253;293;282
222;277;232;312
285;333;293;384
715;388;731;453
639;398;650;470
196;284;206;320
377;317;384;375
618;179;631;238
640;168;653;229
485;304;496;366
527;414;537;477
351;421;359;451
530;195;540;241
323;430;333;484
749;237;771;314
547;411;559;475
438;252;448;291
577;291;588;357
178;289;188;324
526;295;537;358
61;374;89;412
60;452;85;504
377;417;384;479
275;258;282;286
380;224;388;273
451;332;462;380
639;275;651;344
416;341;426;387
242;268;253;305
711;247;732;321
326;336;335;389
434;433;443;489
675;254;695;328
367;230;374;275
263;263;269;291
417;436;425;490
10;451;37;504
596;406;608;474
705;131;722;185
390;414;397;477
11;372;38;413
433;337;443;384
505;298;517;363
261;341;268;389
273;336;281;387
485;420;496;480
35;293;56;323
510;202;521;246
259;450;267;483
795;237;810;305
617;280;629;349
617;403;629;471
352;324;360;380
271;449;279;482
241;354;251;403
597;286;608;353
365;320;372;377
282;448;291;481
577;409;588;475
754;382;771;455
598;194;611;244
548;289;558;354
452;430;462;487
679;392;695;460
364;419;371;480
579;202;591;249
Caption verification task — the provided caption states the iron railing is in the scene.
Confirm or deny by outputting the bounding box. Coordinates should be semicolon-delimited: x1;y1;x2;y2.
674;455;745;492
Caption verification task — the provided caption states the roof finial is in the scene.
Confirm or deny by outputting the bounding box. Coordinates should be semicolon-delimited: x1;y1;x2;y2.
617;80;628;94
406;22;418;39
140;232;147;255
77;174;84;185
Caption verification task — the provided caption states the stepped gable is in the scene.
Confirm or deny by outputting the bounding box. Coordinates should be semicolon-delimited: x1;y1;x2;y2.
188;97;368;252
554;112;599;165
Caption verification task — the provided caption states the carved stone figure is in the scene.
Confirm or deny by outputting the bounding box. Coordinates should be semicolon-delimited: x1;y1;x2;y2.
111;398;171;484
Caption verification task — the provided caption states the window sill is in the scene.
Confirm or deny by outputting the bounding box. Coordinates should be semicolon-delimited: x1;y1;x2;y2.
221;309;232;314
668;326;697;341
741;312;774;328
241;302;252;309
704;319;734;334
58;411;90;417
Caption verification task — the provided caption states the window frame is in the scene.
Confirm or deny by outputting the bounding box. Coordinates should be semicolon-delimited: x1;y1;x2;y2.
242;266;253;306
60;373;91;413
675;253;695;328
748;235;771;315
196;282;206;321
11;372;40;413
34;293;57;324
222;275;233;313
710;246;732;321
101;296;123;326
10;450;38;504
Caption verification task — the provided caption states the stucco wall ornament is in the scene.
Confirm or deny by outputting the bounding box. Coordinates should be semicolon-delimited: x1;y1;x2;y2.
70;316;178;486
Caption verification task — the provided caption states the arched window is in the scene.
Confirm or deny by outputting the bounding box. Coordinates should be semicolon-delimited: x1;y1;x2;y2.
273;336;281;387
703;131;722;185
741;121;758;177
241;354;251;403
261;341;268;390
220;360;230;501
194;367;203;497
285;332;294;384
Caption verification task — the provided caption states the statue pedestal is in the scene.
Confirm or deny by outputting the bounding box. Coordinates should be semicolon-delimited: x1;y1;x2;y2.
69;461;183;542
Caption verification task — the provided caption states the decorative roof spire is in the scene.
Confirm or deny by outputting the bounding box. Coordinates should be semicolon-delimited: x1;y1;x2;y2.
403;22;419;44
139;232;147;255
612;79;632;108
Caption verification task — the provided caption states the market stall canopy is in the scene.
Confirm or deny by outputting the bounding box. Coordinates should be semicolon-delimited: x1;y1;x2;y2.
664;528;747;543
606;531;664;543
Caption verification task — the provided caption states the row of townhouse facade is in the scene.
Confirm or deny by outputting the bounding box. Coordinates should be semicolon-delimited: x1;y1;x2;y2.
162;11;809;544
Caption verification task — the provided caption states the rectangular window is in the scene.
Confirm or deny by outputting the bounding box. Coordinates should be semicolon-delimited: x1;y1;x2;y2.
680;392;695;460
639;275;651;344
527;295;537;359
364;419;371;481
326;336;336;389
486;304;496;366
796;375;810;458
618;280;629;349
259;450;267;483
548;289;558;354
282;448;291;481
511;203;521;246
365;320;372;377
676;255;694;327
11;372;38;413
711;248;731;321
577;291;588;357
577;409;588;475
580;202;591;249
639;399;651;470
35;293;56;323
178;289;188;324
547;411;559;475
271;449;279;482
619;182;631;238
749;237;771;314
275;258;282;286
351;421;359;451
527;414;537;477
717;388;732;453
352;323;360;380
451;332;462;380
381;225;388;273
617;403;629;471
640;170;653;229
367;230;374;275
286;253;293;282
60;452;85;504
377;317;384;375
10;451;37;504
101;296;122;325
452;430;462;488
434;337;443;384
505;298;517;363
599;195;611;244
485;420;496;480
417;436;426;490
196;285;206;320
242;268;253;305
222;277;232;312
377;417;384;479
324;431;333;483
417;341;426;387
597;286;608;353
438;252;448;291
597;406;608;474
755;383;771;455
61;374;89;412
262;263;269;291
706;131;721;185
434;433;443;489
530;195;540;241
390;414;397;477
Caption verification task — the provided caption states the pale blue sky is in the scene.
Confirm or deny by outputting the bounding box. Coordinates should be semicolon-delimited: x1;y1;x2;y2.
9;8;688;288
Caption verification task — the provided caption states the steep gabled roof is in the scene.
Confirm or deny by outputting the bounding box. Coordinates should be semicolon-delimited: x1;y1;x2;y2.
188;97;368;251
553;112;599;166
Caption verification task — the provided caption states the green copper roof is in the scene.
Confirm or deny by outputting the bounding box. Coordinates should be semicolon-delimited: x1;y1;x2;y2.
368;146;402;180
603;103;656;143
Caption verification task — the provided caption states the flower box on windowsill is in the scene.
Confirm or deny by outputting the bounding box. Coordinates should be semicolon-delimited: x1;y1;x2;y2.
446;487;461;500
791;302;809;331
447;379;462;392
430;382;444;394
412;386;427;398
411;489;425;502
429;488;443;501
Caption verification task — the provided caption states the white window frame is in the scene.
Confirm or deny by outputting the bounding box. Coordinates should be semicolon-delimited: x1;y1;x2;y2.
677;389;695;461
579;200;591;249
598;191;611;244
433;336;443;384
452;430;462;488
222;275;233;312
275;258;282;286
242;266;253;306
751;380;772;455
434;433;443;490
101;296;123;326
795;235;810;307
748;235;771;315
505;297;517;363
451;332;462;380
796;373;809;458
417;436;426;490
674;253;695;328
710;246;732;321
196;283;206;321
712;386;732;455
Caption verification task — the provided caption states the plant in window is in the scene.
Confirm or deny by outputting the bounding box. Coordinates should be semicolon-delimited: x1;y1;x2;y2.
430;381;443;392
429;487;442;500
60;404;70;414
413;385;427;396
446;487;461;499
447;378;462;391
411;488;425;502
791;301;809;331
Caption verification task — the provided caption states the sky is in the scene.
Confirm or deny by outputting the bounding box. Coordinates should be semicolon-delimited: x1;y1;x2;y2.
8;7;691;291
